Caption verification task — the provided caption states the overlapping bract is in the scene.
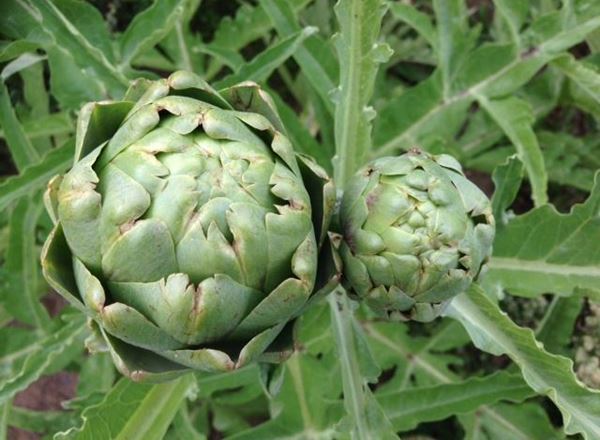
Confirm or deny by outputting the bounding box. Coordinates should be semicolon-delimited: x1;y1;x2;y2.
42;71;338;382
339;150;495;322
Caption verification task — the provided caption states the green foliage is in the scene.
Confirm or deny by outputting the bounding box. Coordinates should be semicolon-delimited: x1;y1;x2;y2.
0;0;599;439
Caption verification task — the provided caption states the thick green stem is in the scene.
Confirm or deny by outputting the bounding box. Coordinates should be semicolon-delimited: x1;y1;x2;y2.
117;374;194;440
333;0;389;186
333;0;364;185
328;290;370;439
331;0;388;437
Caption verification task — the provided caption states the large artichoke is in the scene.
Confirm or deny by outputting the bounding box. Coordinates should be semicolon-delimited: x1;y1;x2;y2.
339;150;494;322
42;71;338;382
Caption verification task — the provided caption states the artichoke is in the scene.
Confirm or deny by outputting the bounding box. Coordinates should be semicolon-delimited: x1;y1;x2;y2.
42;71;338;382
339;150;494;322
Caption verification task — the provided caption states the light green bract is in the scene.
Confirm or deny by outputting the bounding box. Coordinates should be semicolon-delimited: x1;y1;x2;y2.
339;150;495;322
41;71;338;382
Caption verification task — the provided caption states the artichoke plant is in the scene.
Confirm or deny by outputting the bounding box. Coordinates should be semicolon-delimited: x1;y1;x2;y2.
339;150;495;322
42;71;338;382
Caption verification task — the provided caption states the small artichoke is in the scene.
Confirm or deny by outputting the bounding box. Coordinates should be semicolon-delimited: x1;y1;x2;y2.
42;71;338;382
339;150;494;322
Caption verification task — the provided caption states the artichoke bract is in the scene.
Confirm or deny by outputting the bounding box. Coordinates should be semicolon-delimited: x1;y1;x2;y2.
339;150;494;322
42;71;338;382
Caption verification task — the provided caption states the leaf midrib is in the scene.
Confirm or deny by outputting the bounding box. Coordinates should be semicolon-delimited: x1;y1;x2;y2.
489;257;600;277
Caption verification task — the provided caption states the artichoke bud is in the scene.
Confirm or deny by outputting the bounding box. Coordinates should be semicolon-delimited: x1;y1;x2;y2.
339;150;495;322
41;72;338;382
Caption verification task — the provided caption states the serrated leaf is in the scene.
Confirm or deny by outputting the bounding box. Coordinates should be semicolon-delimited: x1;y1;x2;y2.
260;0;338;114
553;54;600;117
0;402;9;439
446;285;600;440
0;314;87;406
46;45;107;110
475;94;547;206
0;112;73;141
459;402;561;440
364;320;461;390
485;172;600;299
153;0;202;73
539;13;600;54
169;406;205;440
2;0;128;99
493;0;529;45
295;301;334;355
119;0;186;68
195;366;255;393
21;59;52;154
0;81;40;171
8;406;77;435
0;40;40;62
0;327;38;378
328;292;396;439
209;0;309;51
374;12;600;157
1;52;46;81
3;197;50;329
56;375;195;440
378;372;532;431
389;3;436;49
540;131;599;191
76;353;115;398
205;0;311;79
374;71;471;156
434;0;478;99
462;67;561;161
536;296;583;356
553;54;600;99
491;155;524;222
225;352;345;440
363;320;538;435
215;27;317;89
0;139;74;212
51;0;115;63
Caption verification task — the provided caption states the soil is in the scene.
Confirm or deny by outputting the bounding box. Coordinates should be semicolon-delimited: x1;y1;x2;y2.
10;372;78;439
9;294;74;439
